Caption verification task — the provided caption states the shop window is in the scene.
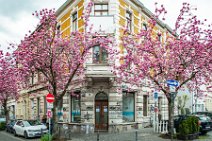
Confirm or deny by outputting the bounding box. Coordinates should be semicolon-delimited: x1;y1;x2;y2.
93;45;108;63
122;92;135;122
71;92;81;122
143;95;148;116
72;12;77;31
94;3;109;16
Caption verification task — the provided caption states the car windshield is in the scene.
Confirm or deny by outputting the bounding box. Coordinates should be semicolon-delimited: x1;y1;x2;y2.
28;120;42;126
23;120;42;127
198;116;210;122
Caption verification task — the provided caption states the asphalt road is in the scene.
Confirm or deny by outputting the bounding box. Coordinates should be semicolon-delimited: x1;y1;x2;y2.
0;129;212;141
0;131;40;141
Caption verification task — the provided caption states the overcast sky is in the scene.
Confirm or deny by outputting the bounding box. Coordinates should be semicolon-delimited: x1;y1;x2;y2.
0;0;211;53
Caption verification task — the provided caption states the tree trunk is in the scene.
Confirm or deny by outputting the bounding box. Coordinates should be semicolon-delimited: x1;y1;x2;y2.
52;101;57;134
168;98;174;141
3;101;9;123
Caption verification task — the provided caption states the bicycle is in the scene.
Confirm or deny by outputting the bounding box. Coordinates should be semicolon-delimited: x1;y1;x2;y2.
111;121;119;133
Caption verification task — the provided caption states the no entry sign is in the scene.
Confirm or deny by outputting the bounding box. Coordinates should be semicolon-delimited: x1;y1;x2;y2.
46;93;55;103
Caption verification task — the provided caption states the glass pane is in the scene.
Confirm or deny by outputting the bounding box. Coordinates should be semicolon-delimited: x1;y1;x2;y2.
72;12;77;20
94;4;102;10
102;4;108;10
94;12;101;16
102;12;108;16
127;21;131;31
102;48;108;63
126;12;131;19
95;106;100;124
72;21;77;31
143;95;147;116
122;92;135;122
71;95;81;122
93;46;100;63
104;106;108;123
143;24;147;30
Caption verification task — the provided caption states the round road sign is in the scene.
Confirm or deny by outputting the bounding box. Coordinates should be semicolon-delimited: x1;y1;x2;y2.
46;93;55;103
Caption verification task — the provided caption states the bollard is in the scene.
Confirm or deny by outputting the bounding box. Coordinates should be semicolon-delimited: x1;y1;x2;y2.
68;126;71;139
135;131;138;141
41;128;43;137
59;125;61;138
97;130;100;141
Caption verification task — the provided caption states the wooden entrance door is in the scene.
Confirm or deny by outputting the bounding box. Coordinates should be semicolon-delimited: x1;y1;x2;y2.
95;100;108;131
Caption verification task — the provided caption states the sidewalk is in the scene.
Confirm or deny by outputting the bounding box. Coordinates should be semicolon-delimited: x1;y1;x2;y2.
67;128;212;141
67;128;168;141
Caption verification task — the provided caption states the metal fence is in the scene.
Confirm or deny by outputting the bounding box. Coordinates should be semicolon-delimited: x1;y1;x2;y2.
56;124;159;141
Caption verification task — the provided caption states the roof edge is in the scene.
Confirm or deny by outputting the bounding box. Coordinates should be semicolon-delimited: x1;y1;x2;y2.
56;0;73;16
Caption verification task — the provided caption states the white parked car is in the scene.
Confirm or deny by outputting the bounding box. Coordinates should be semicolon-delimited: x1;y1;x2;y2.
13;120;48;138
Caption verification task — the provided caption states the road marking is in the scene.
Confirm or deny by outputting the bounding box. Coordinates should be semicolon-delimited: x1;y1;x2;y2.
0;131;25;141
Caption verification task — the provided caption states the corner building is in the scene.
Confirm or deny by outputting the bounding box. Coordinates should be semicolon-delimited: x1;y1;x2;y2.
55;0;175;133
16;0;175;133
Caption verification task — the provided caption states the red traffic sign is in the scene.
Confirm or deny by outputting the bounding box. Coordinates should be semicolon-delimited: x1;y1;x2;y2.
46;93;54;103
47;110;52;118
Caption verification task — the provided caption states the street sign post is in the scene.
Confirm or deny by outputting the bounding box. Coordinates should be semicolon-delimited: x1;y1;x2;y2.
46;93;54;141
47;103;53;109
166;80;179;141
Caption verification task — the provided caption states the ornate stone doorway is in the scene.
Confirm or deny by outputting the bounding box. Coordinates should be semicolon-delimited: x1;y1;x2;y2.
95;92;108;131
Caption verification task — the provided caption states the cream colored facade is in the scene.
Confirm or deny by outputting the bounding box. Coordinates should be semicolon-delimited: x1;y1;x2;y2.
205;96;212;112
13;0;176;132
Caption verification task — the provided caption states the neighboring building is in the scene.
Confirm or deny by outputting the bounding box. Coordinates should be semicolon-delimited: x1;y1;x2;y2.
15;0;175;132
204;91;212;112
7;98;16;119
0;106;4;117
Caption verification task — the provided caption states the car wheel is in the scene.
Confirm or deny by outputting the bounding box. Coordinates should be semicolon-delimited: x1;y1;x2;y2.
201;131;207;135
14;130;17;136
24;131;28;139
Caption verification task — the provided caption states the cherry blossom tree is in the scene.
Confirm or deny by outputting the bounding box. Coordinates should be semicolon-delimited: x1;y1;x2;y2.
115;2;211;139
0;51;18;123
14;1;114;128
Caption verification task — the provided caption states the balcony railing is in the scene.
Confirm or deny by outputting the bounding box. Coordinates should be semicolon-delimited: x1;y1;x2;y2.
87;15;115;34
85;63;114;77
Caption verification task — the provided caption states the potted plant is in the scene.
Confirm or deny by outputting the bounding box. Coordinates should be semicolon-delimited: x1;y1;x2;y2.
177;116;199;140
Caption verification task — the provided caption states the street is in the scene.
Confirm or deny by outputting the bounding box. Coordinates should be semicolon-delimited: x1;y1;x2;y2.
1;129;212;141
0;131;40;141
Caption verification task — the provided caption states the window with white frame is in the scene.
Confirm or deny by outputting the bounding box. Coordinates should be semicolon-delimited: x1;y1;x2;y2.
71;92;81;122
72;12;77;31
122;91;135;122
93;45;108;63
94;3;109;16
126;10;132;32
